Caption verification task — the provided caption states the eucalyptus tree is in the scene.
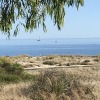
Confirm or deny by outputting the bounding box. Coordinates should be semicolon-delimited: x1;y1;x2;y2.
0;0;84;37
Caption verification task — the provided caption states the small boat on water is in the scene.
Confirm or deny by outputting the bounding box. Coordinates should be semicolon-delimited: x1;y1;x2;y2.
37;37;41;41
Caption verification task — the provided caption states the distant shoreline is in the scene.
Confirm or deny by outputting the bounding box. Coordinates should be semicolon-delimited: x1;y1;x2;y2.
0;54;100;57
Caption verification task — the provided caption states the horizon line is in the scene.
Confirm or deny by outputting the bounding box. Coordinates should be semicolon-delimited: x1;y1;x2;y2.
1;37;100;40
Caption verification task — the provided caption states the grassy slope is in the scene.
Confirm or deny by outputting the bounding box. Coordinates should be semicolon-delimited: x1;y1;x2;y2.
0;55;100;100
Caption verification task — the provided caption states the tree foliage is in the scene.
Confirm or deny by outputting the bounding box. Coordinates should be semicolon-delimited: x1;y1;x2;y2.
0;0;84;36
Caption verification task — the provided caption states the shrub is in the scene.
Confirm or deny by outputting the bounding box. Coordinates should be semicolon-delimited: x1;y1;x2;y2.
20;73;35;81
24;69;95;100
11;63;24;75
0;74;21;83
94;59;99;62
0;58;34;83
43;60;58;65
65;63;71;66
0;58;12;73
46;56;54;60
81;60;90;65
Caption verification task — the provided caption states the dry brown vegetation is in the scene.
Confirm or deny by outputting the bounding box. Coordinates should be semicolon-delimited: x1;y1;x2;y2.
0;68;98;100
0;82;31;100
23;69;95;100
0;55;100;100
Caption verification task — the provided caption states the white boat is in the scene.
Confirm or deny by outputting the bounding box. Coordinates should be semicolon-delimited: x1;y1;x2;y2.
37;37;40;41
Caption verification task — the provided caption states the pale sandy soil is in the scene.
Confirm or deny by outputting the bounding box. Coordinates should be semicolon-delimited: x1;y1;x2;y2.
7;55;100;68
0;55;100;100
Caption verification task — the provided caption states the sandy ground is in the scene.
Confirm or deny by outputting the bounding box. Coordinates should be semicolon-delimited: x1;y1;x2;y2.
6;55;100;68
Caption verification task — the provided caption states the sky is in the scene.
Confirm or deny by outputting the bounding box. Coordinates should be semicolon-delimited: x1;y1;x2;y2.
0;0;100;39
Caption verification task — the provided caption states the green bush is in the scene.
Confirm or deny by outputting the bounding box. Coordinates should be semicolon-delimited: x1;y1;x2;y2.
0;74;21;83
11;63;24;75
0;58;34;83
20;73;35;81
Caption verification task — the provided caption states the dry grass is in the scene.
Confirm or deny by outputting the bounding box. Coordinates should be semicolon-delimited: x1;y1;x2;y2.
62;67;100;100
0;82;31;100
23;69;95;100
0;67;99;100
0;55;100;100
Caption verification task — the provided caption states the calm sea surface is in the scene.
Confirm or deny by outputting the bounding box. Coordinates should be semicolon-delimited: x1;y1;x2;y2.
0;39;100;56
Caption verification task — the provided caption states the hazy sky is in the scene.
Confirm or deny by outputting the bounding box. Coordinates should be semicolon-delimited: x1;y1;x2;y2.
0;0;100;39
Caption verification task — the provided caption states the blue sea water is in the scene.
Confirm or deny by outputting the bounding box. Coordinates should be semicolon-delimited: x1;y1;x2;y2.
0;38;100;56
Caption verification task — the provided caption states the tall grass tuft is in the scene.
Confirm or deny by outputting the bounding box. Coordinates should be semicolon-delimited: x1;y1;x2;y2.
24;69;95;100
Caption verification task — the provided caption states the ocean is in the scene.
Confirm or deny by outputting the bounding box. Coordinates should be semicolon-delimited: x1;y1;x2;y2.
0;38;100;56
